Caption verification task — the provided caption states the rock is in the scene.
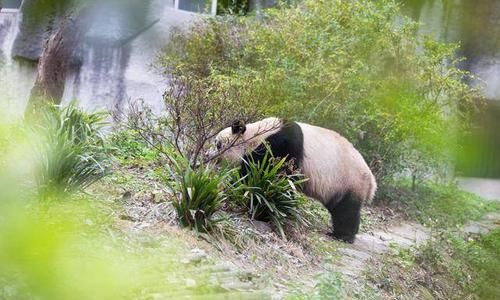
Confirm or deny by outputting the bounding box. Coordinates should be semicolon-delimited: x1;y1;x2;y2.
12;0;63;61
220;280;254;291
122;191;132;201
463;212;500;235
252;220;273;234
463;222;485;235
205;263;235;273
152;190;164;203
185;278;196;288
181;248;208;264
146;191;154;202
119;214;137;222
337;221;431;280
338;247;371;261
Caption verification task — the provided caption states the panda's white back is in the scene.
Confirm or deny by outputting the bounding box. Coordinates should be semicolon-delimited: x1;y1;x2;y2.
297;122;376;204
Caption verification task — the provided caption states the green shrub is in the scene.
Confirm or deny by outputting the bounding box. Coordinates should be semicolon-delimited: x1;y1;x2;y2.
162;151;225;232
462;229;500;298
30;102;107;200
227;148;308;238
108;129;158;164
381;181;498;227
160;0;478;187
217;0;249;14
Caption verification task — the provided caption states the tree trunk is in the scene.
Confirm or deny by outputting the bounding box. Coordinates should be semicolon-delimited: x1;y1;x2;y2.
25;2;93;115
27;15;79;111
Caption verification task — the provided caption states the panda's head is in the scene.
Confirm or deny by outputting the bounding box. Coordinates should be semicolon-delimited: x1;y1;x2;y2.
212;117;283;165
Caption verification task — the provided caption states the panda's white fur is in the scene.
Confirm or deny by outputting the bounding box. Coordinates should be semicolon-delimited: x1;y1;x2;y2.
215;117;283;163
298;122;376;205
215;117;376;204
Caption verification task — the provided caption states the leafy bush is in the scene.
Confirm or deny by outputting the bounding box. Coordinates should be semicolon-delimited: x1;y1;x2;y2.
217;0;249;14
162;151;225;232
460;229;500;298
153;18;263;168
160;0;478;188
227;148;308;238
30;102;107;200
108;129;158;164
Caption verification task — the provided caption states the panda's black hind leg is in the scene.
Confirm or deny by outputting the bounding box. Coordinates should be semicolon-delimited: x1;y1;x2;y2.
325;191;361;243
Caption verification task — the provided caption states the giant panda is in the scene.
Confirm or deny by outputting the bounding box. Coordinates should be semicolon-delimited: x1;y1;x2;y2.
213;117;377;243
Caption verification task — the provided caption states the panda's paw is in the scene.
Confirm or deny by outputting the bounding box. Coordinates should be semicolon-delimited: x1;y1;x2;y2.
331;232;356;244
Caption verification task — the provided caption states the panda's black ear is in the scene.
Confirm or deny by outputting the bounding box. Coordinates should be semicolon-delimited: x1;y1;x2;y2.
231;120;246;135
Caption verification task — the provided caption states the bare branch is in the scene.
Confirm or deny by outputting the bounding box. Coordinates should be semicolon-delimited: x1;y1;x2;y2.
120;74;260;168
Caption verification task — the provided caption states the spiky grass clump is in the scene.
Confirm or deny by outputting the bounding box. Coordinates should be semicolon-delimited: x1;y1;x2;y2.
31;102;107;200
229;148;308;238
163;151;225;232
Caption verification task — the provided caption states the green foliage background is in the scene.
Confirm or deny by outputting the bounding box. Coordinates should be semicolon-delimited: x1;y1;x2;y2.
160;0;478;185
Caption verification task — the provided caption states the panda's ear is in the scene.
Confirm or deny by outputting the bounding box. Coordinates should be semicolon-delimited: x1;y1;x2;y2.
231;120;246;135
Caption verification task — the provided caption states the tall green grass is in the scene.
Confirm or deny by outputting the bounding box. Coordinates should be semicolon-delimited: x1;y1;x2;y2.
161;150;226;232
30;102;108;200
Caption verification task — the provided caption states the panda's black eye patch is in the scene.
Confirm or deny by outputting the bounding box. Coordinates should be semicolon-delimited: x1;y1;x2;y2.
216;141;222;150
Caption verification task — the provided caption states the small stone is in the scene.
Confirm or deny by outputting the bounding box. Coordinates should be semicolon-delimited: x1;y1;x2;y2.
208;263;234;273
145;191;156;202
119;214;137;222
152;191;164;203
221;281;254;291
185;278;196;288
182;248;208;264
252;220;273;234
122;191;132;201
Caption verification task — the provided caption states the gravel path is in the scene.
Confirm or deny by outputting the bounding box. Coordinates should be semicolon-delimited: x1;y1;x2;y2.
337;221;429;279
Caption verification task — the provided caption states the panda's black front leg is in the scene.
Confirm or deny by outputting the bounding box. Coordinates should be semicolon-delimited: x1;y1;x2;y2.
325;191;361;243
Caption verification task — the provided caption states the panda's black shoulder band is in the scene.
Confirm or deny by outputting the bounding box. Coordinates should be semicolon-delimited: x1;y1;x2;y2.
242;120;304;171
